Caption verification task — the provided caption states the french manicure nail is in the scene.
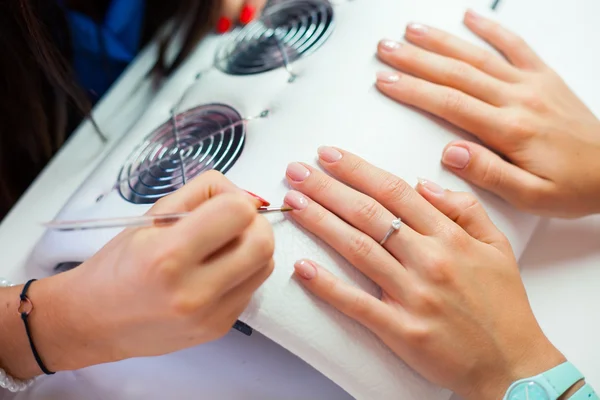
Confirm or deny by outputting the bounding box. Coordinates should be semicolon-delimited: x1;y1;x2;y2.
243;190;271;207
376;71;401;84
284;190;308;211
216;16;232;33
379;39;402;52
294;259;317;280
318;146;342;163
442;146;471;169
417;178;444;195
406;23;429;36
286;162;311;182
239;4;256;25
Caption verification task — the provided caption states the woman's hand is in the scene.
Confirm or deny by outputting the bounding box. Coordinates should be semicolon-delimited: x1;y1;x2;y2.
375;10;600;218
216;0;268;33
2;172;274;379
284;147;565;400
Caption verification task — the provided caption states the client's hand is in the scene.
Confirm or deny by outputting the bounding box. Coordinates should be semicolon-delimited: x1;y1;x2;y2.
375;10;600;218
17;172;274;377
284;147;564;400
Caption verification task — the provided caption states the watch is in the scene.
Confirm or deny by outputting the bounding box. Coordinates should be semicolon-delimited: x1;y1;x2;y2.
504;362;599;400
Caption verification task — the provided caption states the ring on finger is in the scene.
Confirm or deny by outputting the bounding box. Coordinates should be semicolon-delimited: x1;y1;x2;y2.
379;218;402;246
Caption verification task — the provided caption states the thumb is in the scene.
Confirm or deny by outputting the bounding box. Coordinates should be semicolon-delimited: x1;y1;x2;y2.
416;179;509;249
440;141;551;211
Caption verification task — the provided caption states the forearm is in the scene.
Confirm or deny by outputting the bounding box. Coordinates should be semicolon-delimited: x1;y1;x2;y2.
0;274;109;380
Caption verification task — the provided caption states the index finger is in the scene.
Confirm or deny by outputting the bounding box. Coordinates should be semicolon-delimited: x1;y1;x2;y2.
169;192;258;261
149;170;259;214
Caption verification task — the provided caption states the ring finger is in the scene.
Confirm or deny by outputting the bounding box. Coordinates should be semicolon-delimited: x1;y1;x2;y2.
284;190;409;296
285;162;423;262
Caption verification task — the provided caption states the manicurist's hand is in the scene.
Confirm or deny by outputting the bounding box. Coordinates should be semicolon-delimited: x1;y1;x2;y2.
375;10;600;217
0;171;274;379
216;0;268;33
284;147;565;400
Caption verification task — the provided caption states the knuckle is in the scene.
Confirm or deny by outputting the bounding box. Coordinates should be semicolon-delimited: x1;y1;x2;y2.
249;222;275;261
442;89;468;116
445;61;470;82
152;196;170;210
505;32;527;50
347;232;374;260
201;169;225;182
347;293;371;316
313;175;333;195
223;194;255;219
348;157;367;175
459;192;481;213
422;253;454;285
310;206;328;226
404;322;432;346
518;88;548;113
354;198;382;224
151;247;185;283
472;50;495;71
170;290;214;317
378;174;411;205
480;157;504;189
320;274;341;298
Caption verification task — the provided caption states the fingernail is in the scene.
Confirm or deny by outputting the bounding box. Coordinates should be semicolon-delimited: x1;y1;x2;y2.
284;190;308;211
294;259;317;280
243;190;271;207
239;4;256;25
465;9;481;22
216;17;232;33
317;146;342;163
442;146;471;169
376;71;401;84
286;162;311;182
379;39;402;52
406;23;428;36
417;178;444;195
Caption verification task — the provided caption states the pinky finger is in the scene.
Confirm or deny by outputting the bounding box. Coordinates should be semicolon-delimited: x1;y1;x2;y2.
293;259;394;335
464;10;545;70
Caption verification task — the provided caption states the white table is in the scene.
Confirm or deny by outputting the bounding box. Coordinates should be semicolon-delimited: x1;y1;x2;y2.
2;0;600;399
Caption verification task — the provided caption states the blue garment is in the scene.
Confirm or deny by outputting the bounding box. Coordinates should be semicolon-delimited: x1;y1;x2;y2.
60;0;146;101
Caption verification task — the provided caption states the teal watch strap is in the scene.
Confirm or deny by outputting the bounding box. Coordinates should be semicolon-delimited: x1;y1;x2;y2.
570;383;600;400
543;362;584;396
503;361;586;400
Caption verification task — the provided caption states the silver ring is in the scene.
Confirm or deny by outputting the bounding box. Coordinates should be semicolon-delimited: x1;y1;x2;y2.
379;218;402;246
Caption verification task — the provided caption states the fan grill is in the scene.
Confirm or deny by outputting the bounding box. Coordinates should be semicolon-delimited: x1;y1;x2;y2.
118;104;245;204
216;0;334;75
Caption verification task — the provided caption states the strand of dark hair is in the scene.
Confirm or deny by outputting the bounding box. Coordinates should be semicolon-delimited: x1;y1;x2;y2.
0;0;219;220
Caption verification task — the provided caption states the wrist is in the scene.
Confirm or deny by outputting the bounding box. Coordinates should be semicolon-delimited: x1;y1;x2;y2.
32;271;120;373
465;338;566;400
0;273;117;379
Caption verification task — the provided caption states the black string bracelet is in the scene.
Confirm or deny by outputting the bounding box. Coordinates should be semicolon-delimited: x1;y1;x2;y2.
18;279;55;375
